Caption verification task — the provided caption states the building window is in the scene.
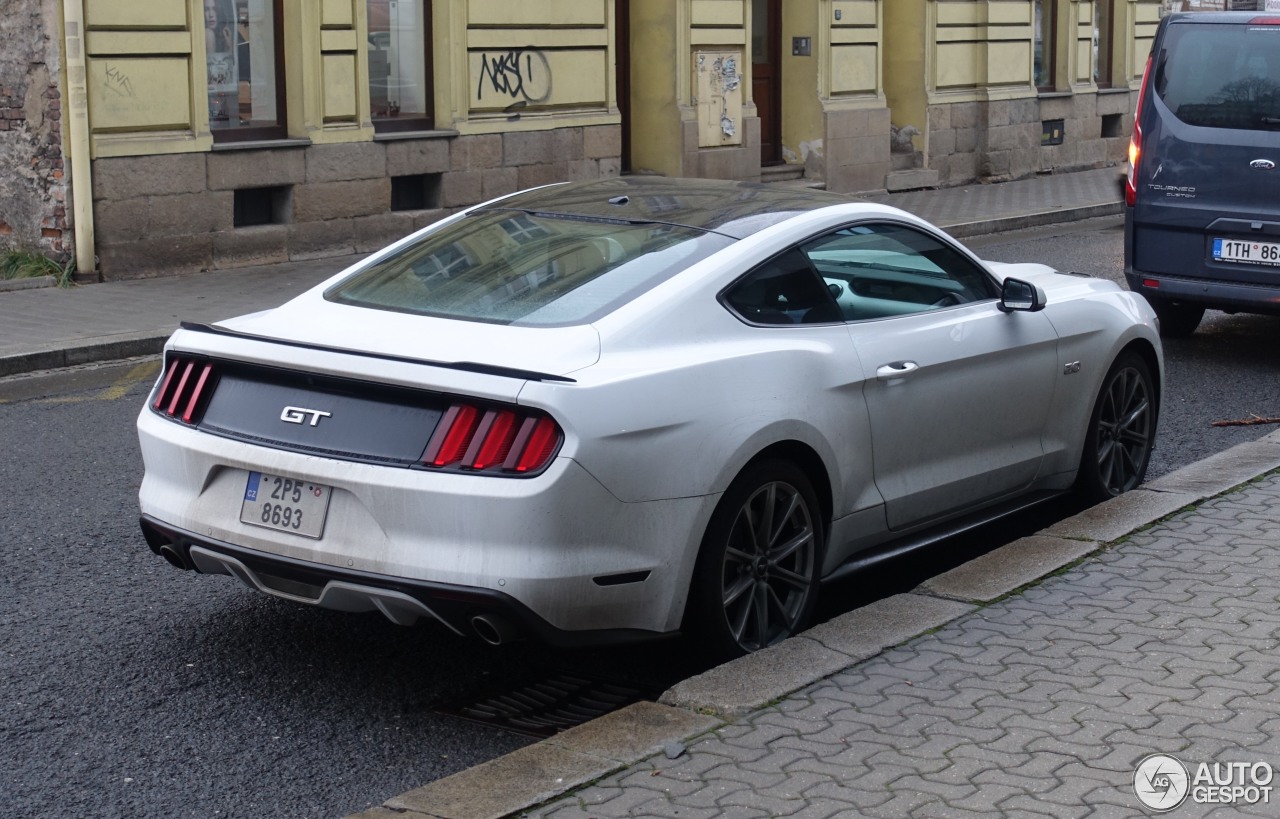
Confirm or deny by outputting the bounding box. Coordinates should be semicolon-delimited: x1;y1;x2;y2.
368;0;434;131
1034;0;1056;90
1093;0;1113;88
205;0;286;141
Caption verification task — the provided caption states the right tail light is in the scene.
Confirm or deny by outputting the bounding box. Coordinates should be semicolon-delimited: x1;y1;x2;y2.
422;402;563;475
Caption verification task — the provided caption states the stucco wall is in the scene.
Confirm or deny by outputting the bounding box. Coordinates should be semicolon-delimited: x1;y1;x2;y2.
0;0;69;262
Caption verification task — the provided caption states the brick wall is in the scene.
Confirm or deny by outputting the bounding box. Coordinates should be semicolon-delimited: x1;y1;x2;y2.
0;1;68;262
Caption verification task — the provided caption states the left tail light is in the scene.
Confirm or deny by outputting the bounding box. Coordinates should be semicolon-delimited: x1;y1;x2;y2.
422;402;563;475
152;355;217;424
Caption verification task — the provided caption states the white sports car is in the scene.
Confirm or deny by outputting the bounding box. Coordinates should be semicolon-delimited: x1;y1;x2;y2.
137;177;1162;657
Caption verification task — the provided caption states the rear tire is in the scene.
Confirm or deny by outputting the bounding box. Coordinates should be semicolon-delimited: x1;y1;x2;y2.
687;460;824;660
1149;298;1204;338
1076;351;1157;503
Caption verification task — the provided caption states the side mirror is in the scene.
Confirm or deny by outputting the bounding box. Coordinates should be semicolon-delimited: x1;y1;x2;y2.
998;277;1047;313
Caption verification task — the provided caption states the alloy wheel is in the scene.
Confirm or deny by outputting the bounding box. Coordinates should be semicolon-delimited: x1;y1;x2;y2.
1093;363;1153;495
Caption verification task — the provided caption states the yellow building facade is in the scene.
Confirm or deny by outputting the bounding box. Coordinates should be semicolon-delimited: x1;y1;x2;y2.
41;0;1161;278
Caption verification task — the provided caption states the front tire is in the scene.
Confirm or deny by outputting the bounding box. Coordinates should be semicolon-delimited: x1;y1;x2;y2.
1076;351;1157;502
687;460;823;659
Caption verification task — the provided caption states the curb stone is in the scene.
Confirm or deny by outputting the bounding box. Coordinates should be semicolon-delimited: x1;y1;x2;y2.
347;439;1280;819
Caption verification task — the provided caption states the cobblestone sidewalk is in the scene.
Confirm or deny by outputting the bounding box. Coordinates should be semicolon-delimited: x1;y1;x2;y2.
528;474;1280;819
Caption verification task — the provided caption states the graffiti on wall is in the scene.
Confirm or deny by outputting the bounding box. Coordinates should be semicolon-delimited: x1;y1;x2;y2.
476;48;552;104
693;51;743;147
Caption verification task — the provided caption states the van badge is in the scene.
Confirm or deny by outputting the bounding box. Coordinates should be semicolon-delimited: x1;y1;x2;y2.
1250;159;1276;171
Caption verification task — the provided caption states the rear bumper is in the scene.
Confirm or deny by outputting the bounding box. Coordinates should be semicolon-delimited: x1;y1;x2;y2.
1123;270;1280;315
140;515;674;648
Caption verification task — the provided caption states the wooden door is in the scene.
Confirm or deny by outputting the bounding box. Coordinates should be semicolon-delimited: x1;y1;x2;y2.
752;0;781;165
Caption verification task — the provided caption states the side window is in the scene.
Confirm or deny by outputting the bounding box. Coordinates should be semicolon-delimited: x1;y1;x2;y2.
724;248;843;325
801;223;998;322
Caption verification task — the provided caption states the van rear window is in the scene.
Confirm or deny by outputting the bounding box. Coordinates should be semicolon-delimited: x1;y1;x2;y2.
1156;23;1280;131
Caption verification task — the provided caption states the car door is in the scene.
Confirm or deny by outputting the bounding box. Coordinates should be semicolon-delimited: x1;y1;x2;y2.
801;221;1059;531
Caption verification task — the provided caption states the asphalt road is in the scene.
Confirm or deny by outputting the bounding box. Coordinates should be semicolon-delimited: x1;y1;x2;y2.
2;215;1278;819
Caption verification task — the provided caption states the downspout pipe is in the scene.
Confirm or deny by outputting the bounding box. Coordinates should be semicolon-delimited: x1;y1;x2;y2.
60;0;96;281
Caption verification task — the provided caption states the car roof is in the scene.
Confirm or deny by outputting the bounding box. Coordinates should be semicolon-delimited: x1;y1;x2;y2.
476;176;856;239
1165;10;1280;23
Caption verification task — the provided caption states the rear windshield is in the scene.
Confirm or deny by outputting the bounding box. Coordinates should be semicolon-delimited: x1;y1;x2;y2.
1156;22;1280;131
326;210;734;326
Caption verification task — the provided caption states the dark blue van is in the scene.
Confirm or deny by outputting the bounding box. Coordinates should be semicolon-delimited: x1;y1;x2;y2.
1124;11;1280;337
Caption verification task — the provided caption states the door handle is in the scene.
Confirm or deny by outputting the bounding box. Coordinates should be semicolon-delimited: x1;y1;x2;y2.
876;361;919;381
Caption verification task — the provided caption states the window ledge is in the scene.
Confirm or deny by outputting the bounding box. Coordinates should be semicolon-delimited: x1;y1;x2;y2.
373;129;460;142
211;138;313;152
1036;90;1073;99
1096;87;1132;96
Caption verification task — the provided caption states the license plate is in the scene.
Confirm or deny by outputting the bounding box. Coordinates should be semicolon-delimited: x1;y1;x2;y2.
240;471;331;539
1212;237;1280;266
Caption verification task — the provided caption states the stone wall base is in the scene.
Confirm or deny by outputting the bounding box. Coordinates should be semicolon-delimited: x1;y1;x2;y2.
92;125;622;280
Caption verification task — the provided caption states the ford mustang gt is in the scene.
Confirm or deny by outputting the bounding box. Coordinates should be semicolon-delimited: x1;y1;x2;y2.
137;177;1162;657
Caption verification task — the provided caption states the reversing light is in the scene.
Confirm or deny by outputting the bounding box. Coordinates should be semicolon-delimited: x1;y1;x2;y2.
423;402;562;475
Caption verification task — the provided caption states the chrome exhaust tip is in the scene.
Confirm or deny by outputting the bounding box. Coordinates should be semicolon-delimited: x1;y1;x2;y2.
470;613;520;646
158;543;192;571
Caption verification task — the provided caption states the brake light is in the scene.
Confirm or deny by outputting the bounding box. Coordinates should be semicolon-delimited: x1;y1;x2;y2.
1249;16;1280;24
152;356;216;424
1126;53;1152;208
423;402;562;474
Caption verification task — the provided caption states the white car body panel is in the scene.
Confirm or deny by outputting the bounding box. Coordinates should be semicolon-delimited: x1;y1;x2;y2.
136;179;1163;646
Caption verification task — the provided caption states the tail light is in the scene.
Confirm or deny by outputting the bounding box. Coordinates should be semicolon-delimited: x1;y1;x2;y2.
1126;53;1153;208
152;355;217;424
422;402;563;475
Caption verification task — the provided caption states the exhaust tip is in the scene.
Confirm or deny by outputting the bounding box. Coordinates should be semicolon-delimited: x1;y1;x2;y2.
158;543;192;571
470;613;520;646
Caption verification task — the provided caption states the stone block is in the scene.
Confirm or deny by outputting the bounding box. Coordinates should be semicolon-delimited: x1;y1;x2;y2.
517;161;569;190
441;169;484;208
929;128;956;157
552;127;584;162
386;138;451;176
828;160;888;194
305;141;387;183
1009;97;1041;125
98;234;213;279
212;225;289;269
885;168;940;192
411;208;449;231
354;212;415;252
927;104;951;132
583;124;621;159
955;126;978;153
92;153;206;200
447;133;501;172
292;178;390;222
288;219;355;261
93;198;149;243
1039;95;1074;120
567;159;599;182
598;156;621;178
149;191;234;237
480;167;519;201
207;148;305;191
949;101;980;130
503;129;556;166
1096;89;1136;117
695;145;754;180
919;536;1099;603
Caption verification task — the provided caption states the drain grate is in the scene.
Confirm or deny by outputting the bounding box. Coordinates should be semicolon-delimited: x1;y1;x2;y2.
438;671;662;738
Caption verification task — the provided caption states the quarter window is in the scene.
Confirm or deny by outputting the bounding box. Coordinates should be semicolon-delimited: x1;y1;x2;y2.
724;249;843;325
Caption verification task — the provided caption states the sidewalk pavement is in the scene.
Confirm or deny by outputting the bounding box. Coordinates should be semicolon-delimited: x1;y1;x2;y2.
0;166;1123;379
353;433;1280;819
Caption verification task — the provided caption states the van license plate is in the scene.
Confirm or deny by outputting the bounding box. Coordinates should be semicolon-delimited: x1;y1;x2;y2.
1212;238;1280;266
240;471;331;539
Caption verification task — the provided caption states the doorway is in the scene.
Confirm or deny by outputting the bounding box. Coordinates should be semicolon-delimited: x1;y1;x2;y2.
751;0;781;165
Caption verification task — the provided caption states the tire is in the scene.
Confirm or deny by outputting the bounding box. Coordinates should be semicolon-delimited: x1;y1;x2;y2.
1149;298;1204;338
687;460;824;659
1076;351;1157;503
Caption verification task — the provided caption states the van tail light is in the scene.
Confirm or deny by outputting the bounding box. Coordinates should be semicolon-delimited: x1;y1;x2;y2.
1249;16;1280;24
152;356;216;424
423;402;563;475
1126;53;1153;208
